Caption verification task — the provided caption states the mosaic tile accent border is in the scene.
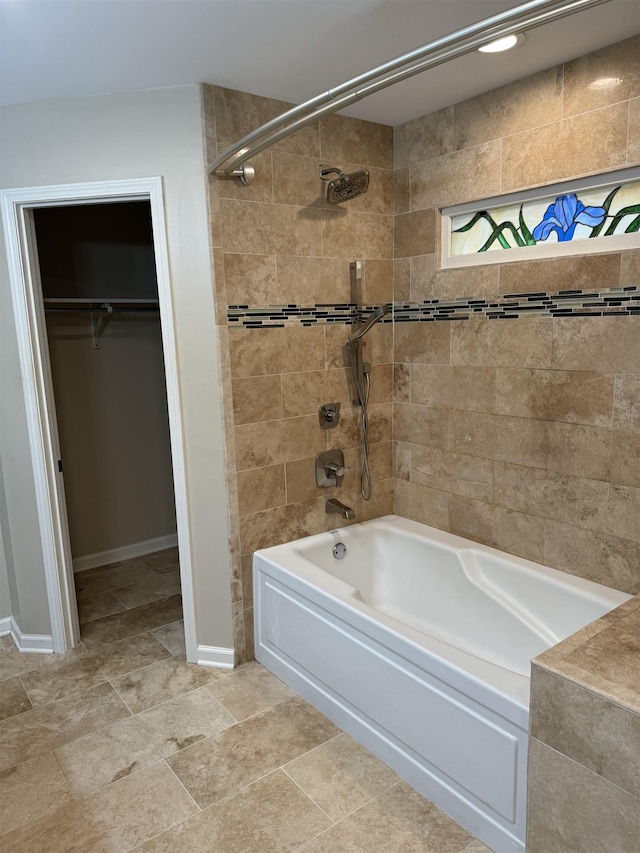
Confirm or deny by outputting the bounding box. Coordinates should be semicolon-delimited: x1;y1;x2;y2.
227;285;640;329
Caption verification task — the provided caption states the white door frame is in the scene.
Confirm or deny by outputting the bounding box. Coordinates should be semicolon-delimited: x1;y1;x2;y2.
1;178;197;659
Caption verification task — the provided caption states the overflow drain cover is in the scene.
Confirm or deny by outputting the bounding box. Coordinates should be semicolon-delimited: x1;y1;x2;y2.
333;542;347;560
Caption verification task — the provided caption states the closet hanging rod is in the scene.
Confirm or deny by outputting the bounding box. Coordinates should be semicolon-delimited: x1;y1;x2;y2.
43;298;159;312
208;0;610;184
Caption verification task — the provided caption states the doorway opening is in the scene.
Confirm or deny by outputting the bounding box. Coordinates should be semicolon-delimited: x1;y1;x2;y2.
1;178;197;660
33;200;184;650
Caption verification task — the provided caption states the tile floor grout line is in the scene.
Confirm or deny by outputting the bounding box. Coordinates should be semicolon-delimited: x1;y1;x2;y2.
107;589;134;610
289;778;409;852
15;673;39;708
162;756;204;812
281;766;337;825
0;683;135;775
16;633;174;709
108;680;137;717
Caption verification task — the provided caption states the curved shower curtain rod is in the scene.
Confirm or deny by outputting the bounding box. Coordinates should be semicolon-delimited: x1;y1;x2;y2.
208;0;610;184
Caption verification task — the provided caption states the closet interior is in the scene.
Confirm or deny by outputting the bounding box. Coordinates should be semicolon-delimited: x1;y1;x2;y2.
34;201;183;645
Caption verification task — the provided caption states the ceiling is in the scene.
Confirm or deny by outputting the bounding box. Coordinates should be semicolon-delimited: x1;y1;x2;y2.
1;0;639;127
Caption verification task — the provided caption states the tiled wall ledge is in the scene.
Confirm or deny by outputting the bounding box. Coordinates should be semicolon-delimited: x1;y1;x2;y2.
527;593;640;852
227;284;640;328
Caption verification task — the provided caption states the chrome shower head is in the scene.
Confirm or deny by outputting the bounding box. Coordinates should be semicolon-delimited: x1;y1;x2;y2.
320;166;370;205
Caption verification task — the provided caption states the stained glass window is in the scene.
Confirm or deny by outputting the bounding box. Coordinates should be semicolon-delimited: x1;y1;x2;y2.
441;168;640;268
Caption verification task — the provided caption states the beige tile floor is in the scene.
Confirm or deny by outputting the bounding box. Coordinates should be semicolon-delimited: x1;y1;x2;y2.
0;549;493;852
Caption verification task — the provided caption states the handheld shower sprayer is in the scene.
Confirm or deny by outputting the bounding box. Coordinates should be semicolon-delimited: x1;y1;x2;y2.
347;301;391;502
320;166;370;205
348;304;390;343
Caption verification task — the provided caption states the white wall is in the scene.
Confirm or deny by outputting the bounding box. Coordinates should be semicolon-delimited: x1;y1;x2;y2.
0;518;12;624
0;86;234;649
0;240;52;634
47;314;176;559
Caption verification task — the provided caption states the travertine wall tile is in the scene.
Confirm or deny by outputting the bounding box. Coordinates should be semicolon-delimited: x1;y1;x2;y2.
240;497;328;554
235;416;327;471
277;256;351;305
393;479;449;529
363;259;393;303
620;248;640;285
494;368;614;426
501;103;628;190
553;316;640;373
610;429;640;489
224;253;278;307
544;519;640;593
332;403;392;451
229;327;326;377
498;253;621;295
393;402;449;449
530;665;640;798
527;738;640;853
394;321;451;364
394;209;436;257
494;462;609;531
281;369;351;418
450;317;553;369
411;364;497;413
368;363;393;406
449;410;549;469
393;441;411;481
218;150;274;203
546;422;613;482
454;66;563;151
394;107;454;170
213;87;319;156
272;153;325;208
629;96;640;162
322;209;393;259
410;142;501;210
449;495;545;562
410;255;500;302
212;249;228;325
410;446;494;502
613;373;640;430
393;363;410;403
221;199;323;256
237;465;286;517
320;114;393;169
607;484;640;543
393;257;410;300
232;375;283;425
562;34;640;118
394;166;410;215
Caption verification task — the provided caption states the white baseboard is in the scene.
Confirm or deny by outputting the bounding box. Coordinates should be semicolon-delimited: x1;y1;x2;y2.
9;616;54;653
0;615;12;637
73;533;178;573
196;644;235;669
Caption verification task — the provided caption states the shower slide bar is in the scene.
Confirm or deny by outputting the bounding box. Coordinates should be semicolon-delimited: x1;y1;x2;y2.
208;0;610;184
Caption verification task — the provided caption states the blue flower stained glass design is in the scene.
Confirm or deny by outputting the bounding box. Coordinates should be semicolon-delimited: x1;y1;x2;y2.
532;194;606;242
451;180;640;256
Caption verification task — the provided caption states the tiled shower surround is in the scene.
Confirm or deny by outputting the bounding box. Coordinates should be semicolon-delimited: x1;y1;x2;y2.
204;33;640;665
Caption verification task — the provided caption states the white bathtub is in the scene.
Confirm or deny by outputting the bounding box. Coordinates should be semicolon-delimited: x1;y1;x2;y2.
253;515;629;852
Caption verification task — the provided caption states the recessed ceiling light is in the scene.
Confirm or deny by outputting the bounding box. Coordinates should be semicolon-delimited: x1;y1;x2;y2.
478;33;526;53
